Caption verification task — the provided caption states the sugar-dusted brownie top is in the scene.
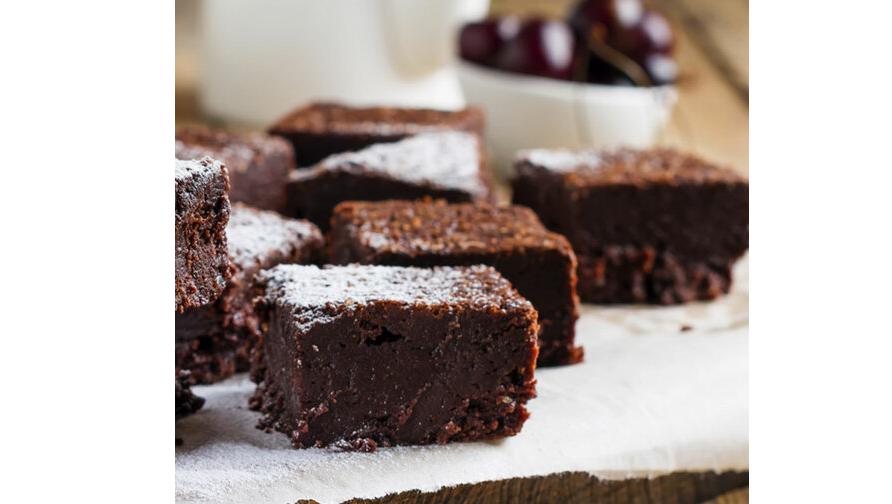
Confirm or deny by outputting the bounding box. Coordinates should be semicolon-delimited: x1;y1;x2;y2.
291;132;487;197
516;148;746;187
175;157;230;218
227;203;322;274
269;102;484;137
332;199;573;257
258;264;532;329
175;157;228;191
176;126;293;172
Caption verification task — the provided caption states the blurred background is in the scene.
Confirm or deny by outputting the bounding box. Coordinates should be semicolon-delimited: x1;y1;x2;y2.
176;0;747;173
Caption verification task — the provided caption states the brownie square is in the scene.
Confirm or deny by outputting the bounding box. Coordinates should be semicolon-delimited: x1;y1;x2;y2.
176;203;324;384
330;199;581;366
175;157;232;311
268;102;485;167
512;148;749;304
285;132;491;230
250;264;538;451
176;126;294;212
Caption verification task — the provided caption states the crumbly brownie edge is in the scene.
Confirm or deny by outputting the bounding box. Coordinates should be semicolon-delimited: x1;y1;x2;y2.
576;246;734;304
175;370;205;419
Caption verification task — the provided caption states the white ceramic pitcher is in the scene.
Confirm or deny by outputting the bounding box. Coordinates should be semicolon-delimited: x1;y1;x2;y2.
199;0;490;126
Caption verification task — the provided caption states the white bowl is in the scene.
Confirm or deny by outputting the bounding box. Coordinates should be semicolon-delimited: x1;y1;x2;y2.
456;61;677;175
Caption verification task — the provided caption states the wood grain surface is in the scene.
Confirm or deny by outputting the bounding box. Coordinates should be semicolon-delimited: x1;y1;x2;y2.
292;471;749;504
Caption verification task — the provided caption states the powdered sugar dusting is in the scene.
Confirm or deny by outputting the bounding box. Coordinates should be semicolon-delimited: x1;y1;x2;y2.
517;149;602;173
316;132;485;196
226;205;321;269
176;157;223;181
518;148;745;185
258;264;529;333
338;200;571;257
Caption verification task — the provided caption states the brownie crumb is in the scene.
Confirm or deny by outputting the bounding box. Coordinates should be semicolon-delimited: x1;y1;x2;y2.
175;370;205;419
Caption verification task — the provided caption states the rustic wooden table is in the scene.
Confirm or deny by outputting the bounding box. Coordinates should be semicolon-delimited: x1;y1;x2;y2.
175;2;749;502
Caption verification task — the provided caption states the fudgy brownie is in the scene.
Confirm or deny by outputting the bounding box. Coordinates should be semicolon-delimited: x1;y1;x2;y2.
268;102;485;167
285;132;491;230
329;200;581;366
513;148;749;304
176;126;294;212
175;157;232;311
250;264;538;451
176;203;323;384
175;370;204;419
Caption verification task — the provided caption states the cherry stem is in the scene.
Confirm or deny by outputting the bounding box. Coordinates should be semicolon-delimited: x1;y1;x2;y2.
577;29;653;87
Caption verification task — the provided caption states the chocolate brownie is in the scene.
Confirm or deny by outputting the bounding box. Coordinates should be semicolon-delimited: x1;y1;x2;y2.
176;126;294;212
268;102;485;167
176;203;323;384
250;264;538;451
329;200;581;366
175;370;204;419
175;157;232;311
512;148;749;304
285;132;491;230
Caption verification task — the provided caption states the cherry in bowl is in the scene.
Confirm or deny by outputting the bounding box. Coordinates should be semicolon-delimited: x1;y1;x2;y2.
458;17;521;66
493;18;577;81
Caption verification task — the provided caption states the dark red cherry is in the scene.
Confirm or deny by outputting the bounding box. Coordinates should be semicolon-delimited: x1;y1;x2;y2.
569;0;678;85
568;0;645;39
494;18;577;80
458;17;521;66
610;9;674;60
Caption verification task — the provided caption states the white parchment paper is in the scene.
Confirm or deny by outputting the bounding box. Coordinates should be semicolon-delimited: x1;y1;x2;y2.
176;259;748;504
